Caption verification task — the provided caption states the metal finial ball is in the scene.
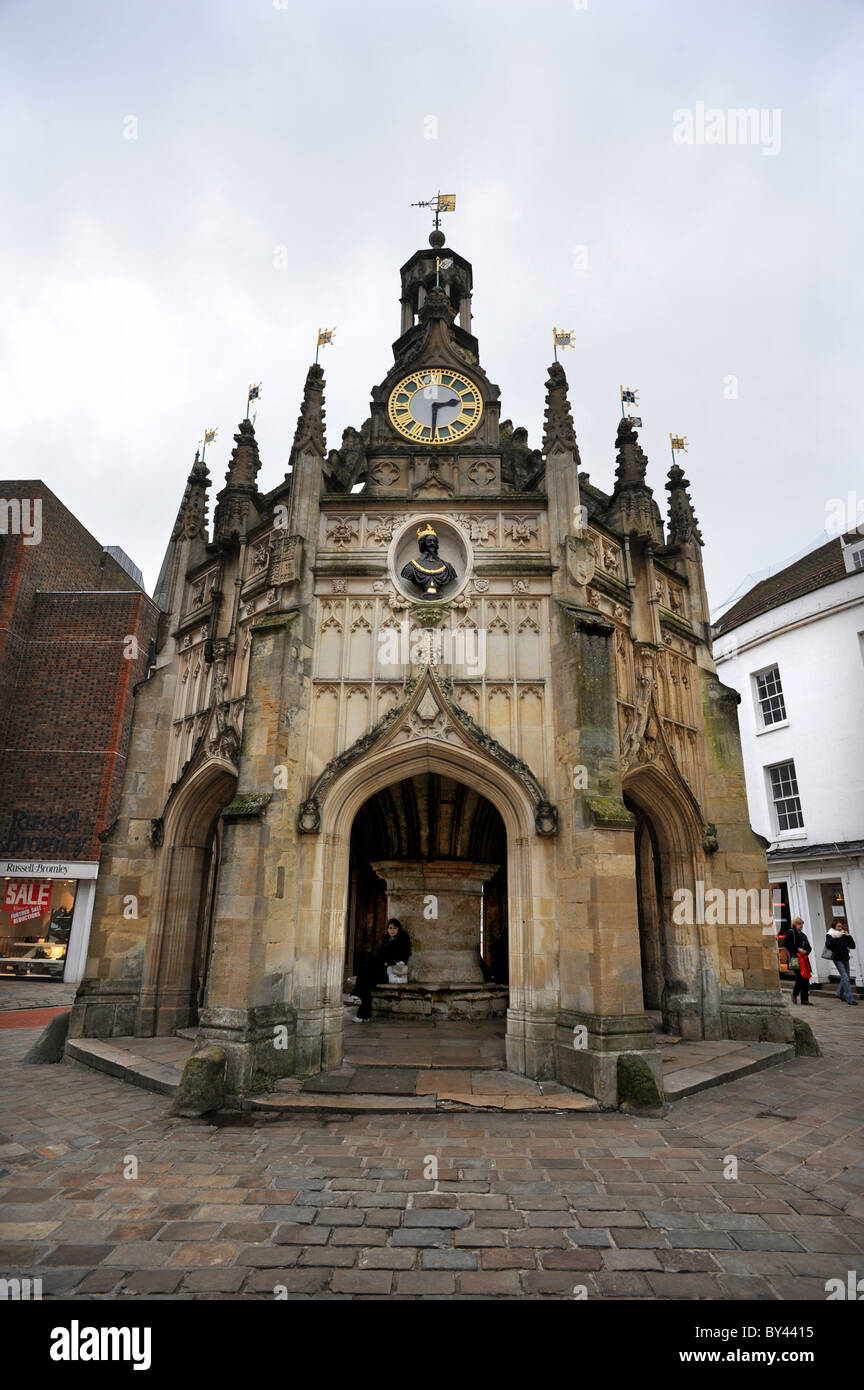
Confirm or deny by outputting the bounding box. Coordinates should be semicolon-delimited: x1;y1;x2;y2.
429;229;446;248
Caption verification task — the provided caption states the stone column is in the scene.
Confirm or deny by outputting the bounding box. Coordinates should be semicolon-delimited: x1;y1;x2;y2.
370;860;498;983
550;605;662;1106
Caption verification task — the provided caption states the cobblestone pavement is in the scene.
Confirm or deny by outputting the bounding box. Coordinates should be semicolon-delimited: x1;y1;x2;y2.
0;980;76;1011
0;993;861;1300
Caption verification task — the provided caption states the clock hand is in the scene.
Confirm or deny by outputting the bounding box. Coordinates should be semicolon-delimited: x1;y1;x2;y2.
431;400;440;440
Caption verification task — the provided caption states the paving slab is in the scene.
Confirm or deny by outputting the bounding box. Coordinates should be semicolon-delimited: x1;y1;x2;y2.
0;991;861;1301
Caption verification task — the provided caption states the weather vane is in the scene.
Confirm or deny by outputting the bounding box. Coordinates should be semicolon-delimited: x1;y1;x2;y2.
246;382;262;422
411;191;456;233
200;426;218;460
553;328;574;363
621;386;641;426
315;327;335;365
670;432;688;463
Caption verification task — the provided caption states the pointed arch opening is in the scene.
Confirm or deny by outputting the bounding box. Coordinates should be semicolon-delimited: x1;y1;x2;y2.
139;758;237;1036
623;760;708;1039
346;772;509;1003
293;732;554;1076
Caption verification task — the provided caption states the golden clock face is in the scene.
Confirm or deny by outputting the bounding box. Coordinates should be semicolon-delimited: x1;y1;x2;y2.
388;368;483;445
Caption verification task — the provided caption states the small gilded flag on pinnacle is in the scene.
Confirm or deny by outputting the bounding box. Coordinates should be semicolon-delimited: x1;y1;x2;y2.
317;327;335;347
436;193;456;212
203;427;218;446
553;328;575;348
248;383;262;403
620;386;639;405
670;433;688;452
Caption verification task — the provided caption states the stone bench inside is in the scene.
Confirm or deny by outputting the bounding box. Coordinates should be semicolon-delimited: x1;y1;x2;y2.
371;981;508;1019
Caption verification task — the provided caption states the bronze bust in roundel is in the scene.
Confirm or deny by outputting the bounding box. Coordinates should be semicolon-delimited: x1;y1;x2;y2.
400;523;458;599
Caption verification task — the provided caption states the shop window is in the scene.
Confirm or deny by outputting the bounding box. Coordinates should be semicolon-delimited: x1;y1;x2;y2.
754;664;787;727
767;760;804;833
0;879;77;977
771;882;790;934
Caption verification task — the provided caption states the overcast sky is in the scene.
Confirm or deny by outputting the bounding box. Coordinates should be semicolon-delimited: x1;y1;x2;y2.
1;0;860;611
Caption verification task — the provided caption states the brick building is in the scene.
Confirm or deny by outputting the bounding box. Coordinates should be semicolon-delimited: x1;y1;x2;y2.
0;481;158;982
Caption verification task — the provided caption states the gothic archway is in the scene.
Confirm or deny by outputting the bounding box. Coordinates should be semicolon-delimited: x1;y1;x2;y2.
346;772;508;994
293;731;554;1077
623;760;713;1039
138;758;237;1036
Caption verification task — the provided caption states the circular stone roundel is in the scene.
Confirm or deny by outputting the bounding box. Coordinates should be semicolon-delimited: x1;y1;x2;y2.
388;515;473;604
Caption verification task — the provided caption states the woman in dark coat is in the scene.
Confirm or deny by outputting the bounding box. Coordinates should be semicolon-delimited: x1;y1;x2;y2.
826;920;858;1005
352;919;412;1022
781;916;812;1005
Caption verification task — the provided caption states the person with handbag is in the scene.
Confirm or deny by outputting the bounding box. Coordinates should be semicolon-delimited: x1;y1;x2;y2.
351;918;412;1022
825;920;859;1005
781;916;813;1004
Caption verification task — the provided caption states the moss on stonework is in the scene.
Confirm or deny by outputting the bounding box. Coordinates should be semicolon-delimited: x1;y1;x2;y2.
584;795;636;829
700;670;742;774
792;1016;821;1057
617;1053;664;1110
408;602;447;628
172;1045;228;1117
221;792;272;820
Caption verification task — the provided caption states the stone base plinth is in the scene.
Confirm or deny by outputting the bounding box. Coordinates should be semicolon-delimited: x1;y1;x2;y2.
370;859;498;985
554;1009;663;1109
372;982;509;1020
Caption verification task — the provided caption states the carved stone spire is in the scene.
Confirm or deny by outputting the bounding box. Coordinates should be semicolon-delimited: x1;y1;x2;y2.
666;463;703;546
417;284;457;328
153;450;211;621
225;418;261;487
283;365;327;578
542;362;580;459
607;416;662;541
613;415;648;487
170;450;210;544
213;419;263;548
288;363;326;469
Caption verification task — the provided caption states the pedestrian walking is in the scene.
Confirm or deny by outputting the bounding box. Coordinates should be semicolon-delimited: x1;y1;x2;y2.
782;916;813;1004
825;920;858;1005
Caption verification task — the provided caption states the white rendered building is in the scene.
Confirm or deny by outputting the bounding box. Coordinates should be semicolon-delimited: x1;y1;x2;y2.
712;532;864;989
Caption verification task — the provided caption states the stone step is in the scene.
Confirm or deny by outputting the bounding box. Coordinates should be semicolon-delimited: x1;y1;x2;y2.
66;1037;181;1096
246;1092;439;1113
436;1091;599;1112
245;1090;599;1114
662;1042;794;1099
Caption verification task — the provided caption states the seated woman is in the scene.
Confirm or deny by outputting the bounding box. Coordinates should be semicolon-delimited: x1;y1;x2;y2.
352;918;412;1022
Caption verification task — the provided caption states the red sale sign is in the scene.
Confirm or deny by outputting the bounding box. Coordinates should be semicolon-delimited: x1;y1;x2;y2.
3;880;51;923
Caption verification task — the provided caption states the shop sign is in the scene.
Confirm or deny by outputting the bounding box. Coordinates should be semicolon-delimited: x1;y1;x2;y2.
3;810;89;859
3;879;51;926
